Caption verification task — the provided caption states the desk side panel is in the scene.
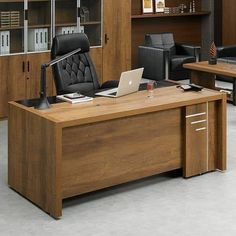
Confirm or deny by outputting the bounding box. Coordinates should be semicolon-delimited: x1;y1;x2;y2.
8;104;62;218
61;108;183;199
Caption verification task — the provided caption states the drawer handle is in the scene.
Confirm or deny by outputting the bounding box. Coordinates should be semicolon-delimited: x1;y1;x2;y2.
191;119;207;125
195;127;206;132
186;112;206;118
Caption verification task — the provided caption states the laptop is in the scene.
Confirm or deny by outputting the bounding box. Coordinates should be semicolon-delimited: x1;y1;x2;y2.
95;68;144;97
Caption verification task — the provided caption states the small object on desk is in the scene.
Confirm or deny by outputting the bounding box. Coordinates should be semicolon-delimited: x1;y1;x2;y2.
177;83;203;92
147;81;157;98
57;93;93;104
208;41;217;65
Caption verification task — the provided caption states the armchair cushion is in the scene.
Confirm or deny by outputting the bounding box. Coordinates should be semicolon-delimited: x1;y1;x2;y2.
176;43;201;57
217;45;236;58
171;55;196;71
138;46;167;81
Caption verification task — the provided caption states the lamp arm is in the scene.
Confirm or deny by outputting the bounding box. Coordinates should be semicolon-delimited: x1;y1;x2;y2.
40;64;47;99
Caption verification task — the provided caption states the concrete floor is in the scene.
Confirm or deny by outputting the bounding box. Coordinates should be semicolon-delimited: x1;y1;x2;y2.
1;82;236;236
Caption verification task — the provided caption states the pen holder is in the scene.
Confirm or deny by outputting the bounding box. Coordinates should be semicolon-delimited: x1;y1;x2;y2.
208;57;217;65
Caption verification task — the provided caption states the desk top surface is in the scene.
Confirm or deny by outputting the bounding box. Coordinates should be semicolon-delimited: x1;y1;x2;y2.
10;86;225;127
184;61;236;77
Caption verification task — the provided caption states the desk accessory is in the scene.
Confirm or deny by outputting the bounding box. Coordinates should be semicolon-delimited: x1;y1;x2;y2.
177;83;203;92
208;41;217;65
35;47;81;110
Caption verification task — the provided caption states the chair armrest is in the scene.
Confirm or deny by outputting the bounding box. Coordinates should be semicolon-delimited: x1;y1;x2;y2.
101;80;119;89
217;45;236;58
138;46;169;81
176;43;201;61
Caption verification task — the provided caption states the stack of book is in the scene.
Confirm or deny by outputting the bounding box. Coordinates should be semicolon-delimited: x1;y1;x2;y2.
0;11;20;28
0;11;10;28
10;11;20;27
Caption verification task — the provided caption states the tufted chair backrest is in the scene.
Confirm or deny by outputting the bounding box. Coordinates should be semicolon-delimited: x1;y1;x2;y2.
51;33;100;95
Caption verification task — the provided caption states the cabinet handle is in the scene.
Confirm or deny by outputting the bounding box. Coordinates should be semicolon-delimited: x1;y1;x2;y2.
27;61;30;72
191;119;206;125
105;34;109;44
195;127;206;132
22;61;25;73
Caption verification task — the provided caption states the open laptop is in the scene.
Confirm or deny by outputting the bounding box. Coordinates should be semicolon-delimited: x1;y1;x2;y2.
95;68;144;97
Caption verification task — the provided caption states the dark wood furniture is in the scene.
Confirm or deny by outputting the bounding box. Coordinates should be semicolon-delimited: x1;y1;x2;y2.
184;61;236;105
8;86;227;218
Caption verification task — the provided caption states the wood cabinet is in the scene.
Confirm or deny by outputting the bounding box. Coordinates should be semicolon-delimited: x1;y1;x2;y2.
0;57;8;118
184;103;208;177
184;100;227;178
103;0;131;82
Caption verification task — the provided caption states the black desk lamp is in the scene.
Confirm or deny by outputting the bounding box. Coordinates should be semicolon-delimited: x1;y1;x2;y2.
35;48;81;110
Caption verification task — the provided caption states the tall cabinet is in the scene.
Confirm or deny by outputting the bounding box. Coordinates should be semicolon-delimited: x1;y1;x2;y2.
0;0;131;118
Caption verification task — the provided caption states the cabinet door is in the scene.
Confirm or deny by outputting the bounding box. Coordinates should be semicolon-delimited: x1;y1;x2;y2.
7;54;26;102
184;103;208;178
26;52;54;99
0;1;25;55
27;0;52;52
103;0;131;82
0;56;8;117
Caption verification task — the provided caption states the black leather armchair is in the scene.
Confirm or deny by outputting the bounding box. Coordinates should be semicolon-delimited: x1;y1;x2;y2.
217;45;236;82
138;33;201;81
51;33;118;95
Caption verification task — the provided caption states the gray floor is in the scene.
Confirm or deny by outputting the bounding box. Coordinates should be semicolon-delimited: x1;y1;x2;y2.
1;82;236;236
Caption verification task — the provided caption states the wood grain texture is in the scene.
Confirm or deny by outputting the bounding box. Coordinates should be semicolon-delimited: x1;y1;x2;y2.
61;108;182;198
103;0;131;82
90;47;103;84
184;103;208;177
7;54;26;102
0;56;8;117
191;71;216;89
12;86;223;128
26;52;54;99
184;61;236;78
8;103;62;218
222;0;236;45
8;86;227;218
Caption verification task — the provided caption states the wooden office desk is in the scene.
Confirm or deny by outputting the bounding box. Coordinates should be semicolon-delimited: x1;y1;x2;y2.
184;61;236;105
8;87;227;218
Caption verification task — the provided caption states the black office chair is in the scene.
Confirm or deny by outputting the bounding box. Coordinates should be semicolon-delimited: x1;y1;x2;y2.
51;33;118;95
216;45;236;82
139;33;201;81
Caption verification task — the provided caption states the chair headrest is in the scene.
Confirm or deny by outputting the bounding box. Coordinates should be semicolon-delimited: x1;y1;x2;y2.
51;33;90;58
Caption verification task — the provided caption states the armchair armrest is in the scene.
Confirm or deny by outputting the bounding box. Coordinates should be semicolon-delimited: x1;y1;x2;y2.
176;43;201;61
217;45;236;58
138;46;169;81
101;80;119;89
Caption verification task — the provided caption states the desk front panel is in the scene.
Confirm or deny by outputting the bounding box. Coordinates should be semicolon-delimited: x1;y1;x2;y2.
61;108;183;199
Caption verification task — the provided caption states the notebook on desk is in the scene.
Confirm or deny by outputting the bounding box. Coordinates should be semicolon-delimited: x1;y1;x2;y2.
95;68;144;97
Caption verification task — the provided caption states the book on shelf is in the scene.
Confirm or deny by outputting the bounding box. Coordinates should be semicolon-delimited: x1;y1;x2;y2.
0;31;10;55
57;93;93;104
28;28;48;51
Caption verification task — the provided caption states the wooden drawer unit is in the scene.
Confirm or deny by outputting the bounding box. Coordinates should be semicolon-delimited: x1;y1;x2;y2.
184;103;208;177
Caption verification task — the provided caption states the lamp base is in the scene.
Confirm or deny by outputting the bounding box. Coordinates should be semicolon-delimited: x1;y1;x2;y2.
208;57;217;65
35;97;51;110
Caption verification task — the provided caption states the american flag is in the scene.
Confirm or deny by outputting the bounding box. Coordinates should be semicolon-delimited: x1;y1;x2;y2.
209;41;217;58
